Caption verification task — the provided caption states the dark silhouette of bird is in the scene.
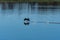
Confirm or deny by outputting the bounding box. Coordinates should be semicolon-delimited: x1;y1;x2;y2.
24;18;30;21
24;18;30;25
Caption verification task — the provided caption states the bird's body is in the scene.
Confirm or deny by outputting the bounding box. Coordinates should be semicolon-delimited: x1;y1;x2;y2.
24;18;30;25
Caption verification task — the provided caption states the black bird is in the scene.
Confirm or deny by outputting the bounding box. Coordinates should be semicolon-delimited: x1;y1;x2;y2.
24;18;30;25
24;18;30;21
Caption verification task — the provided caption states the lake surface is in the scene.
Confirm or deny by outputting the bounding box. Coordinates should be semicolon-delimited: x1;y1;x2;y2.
0;3;60;40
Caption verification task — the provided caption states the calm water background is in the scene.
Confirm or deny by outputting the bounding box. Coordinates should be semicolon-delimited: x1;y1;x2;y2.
0;3;60;40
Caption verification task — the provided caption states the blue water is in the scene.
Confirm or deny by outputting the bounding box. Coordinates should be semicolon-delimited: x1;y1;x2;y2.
0;3;60;40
